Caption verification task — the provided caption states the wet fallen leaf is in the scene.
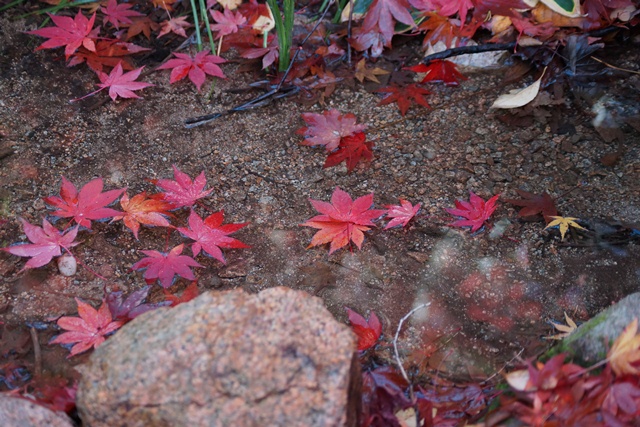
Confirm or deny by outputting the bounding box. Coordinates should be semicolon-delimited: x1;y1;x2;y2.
544;216;585;240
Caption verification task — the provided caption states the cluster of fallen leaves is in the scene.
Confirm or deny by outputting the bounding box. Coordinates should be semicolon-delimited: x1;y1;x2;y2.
2;165;248;358
25;0;638;110
346;306;640;426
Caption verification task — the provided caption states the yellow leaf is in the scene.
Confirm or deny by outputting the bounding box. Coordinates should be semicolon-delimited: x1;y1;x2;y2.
354;59;389;84
545;312;578;340
544;216;585;240
608;318;640;376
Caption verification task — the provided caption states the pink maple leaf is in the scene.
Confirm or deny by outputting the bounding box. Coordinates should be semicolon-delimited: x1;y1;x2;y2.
157;50;226;91
346;307;382;351
406;60;467;86
44;176;124;229
101;0;144;30
152;165;213;208
132;244;204;288
296;109;367;152
362;0;416;46
177;210;249;264
432;0;474;25
210;8;247;38
158;16;193;38
49;298;124;357
445;191;500;232
301;187;386;254
2;218;79;270
96;62;153;101
27;11;99;59
384;199;421;229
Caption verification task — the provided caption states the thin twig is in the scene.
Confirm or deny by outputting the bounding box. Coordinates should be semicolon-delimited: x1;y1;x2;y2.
30;327;42;378
421;42;516;64
480;348;524;385
591;56;640;75
393;303;431;391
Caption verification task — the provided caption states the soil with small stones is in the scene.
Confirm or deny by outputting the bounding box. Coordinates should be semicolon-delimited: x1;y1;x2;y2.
0;20;639;392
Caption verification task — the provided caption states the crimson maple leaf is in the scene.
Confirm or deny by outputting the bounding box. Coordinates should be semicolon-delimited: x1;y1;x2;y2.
210;8;247;38
504;189;558;223
384;199;421;229
301;187;386;254
101;0;144;30
324;132;374;173
112;192;173;239
297;109;367;152
27;11;99;59
158;16;193;38
362;0;416;46
407;59;467;86
346;307;382;351
132;244;204;288
49;298;124;357
2;218;79;270
157;50;226;91
445;191;500;232
177;210;249;264
152;165;213;208
376;84;431;116
44;176;124;229
163;281;200;307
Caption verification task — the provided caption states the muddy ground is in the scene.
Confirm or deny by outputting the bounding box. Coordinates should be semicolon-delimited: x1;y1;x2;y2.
0;20;639;384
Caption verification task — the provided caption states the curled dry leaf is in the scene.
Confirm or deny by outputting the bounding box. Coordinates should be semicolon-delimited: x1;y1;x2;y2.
490;69;545;109
608;317;640;376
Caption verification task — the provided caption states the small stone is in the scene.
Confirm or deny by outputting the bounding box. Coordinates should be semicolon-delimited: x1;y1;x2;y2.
57;254;77;277
0;395;74;427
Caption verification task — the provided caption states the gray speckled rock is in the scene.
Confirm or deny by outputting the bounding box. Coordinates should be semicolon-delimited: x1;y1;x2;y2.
561;292;640;363
77;287;359;427
0;395;74;427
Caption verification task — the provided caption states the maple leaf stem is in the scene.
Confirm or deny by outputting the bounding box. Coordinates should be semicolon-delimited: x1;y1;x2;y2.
63;247;110;294
69;87;105;103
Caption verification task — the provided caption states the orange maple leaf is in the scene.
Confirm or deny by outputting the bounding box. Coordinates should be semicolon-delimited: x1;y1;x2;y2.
608;317;640;376
112;192;173;239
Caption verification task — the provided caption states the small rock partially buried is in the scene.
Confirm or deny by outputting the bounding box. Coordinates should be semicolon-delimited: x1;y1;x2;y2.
0;395;74;427
77;287;359;427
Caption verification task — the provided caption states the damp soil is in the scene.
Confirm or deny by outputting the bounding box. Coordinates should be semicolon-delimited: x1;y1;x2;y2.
0;20;639;389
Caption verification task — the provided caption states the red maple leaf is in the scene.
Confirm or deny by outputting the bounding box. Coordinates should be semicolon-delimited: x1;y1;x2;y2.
301;187;386;254
96;62;153;101
407;59;467;86
49;298;124;357
112;192;173;239
158;16;192;38
385;199;421;229
376;84;431;116
2;218;79;270
504;189;558;223
27;11;99;59
210;8;247;38
445;191;500;232
152;165;213;208
324;132;374;173
126;17;160;40
132;244;204;288
346;307;382;351
106;286;169;321
177;210;249;264
297;109;367;152
67;40;150;73
157;50;226;91
362;0;416;46
101;0;144;30
163;281;200;307
44;176;124;229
